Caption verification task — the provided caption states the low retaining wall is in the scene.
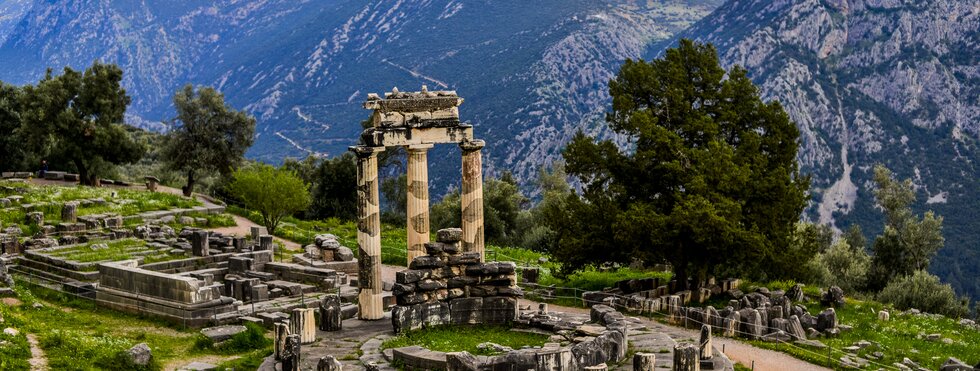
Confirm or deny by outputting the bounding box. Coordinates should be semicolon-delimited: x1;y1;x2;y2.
392;304;629;370
390;229;522;333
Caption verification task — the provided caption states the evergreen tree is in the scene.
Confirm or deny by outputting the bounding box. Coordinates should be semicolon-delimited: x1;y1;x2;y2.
552;39;809;288
0;82;28;172
162;84;256;196
19;62;144;185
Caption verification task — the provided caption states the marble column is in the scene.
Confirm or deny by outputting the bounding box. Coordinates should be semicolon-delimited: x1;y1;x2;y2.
406;144;433;264
460;140;485;261
352;145;385;320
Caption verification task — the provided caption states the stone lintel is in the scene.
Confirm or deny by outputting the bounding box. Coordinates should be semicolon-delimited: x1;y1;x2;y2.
349;145;385;157
361;125;473;147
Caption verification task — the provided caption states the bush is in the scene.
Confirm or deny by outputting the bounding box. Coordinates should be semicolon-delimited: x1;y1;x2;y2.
877;270;969;318
809;239;870;292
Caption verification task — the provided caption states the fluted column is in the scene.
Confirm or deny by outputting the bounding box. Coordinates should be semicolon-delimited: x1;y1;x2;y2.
352;145;384;320
406;144;433;265
460;140;485;261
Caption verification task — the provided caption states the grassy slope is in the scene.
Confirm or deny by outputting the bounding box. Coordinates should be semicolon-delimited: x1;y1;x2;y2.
0;283;270;370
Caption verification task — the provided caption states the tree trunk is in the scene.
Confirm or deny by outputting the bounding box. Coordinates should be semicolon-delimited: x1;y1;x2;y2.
183;170;195;197
674;257;689;292
74;159;95;186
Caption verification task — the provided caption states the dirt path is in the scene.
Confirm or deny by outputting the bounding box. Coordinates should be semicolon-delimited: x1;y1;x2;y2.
25;334;48;371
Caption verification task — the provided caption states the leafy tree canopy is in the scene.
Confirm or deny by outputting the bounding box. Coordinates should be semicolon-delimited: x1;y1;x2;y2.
548;39;809;288
228;164;310;235
867;164;945;291
162;84;256;196
19;62;144;184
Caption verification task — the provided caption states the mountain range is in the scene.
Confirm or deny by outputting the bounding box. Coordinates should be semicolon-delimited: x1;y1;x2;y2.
0;0;977;299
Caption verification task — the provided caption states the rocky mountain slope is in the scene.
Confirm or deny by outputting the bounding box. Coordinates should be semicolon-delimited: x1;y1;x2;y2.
0;0;720;193
655;0;979;298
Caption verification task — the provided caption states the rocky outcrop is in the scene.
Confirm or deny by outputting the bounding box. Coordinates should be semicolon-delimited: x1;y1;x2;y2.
664;0;980;299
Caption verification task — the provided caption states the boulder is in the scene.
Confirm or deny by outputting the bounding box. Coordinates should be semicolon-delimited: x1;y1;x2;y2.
878;310;889;321
816;308;837;332
317;355;343;371
786;283;806;302
126;343;153;367
820;286;845;307
940;358;973;371
335;246;355;261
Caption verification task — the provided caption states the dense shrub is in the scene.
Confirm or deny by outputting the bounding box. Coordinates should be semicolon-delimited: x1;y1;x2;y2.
809;239;870;292
877;270;969;318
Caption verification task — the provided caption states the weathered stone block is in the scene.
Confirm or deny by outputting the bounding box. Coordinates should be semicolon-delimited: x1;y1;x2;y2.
482;296;516;325
633;353;656;371
392;304;423;334
320;294;342;332
447;351;480;371
317;355;343;371
289;308;316;344
192;230;209;257
673;343;700;371
436;228;462;243
410;255;445;269
450;297;483;325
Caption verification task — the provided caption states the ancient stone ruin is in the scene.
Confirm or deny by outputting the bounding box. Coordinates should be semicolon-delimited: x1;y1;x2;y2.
353;86;486;320
390;228;521;333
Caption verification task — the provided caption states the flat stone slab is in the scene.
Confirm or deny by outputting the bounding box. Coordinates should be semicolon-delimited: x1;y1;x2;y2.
178;362;218;371
200;325;247;342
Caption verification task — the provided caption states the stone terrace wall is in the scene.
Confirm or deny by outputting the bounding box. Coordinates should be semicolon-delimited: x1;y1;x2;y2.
99;260;221;304
391;228;522;333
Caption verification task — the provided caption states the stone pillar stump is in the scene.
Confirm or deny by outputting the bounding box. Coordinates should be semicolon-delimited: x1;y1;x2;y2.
290;308;317;344
633;353;656;371
673;343;700;371
61;202;78;223
320;294;343;331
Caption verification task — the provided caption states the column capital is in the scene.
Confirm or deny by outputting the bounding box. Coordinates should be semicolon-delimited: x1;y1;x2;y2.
406;143;435;152
349;145;385;158
459;139;485;152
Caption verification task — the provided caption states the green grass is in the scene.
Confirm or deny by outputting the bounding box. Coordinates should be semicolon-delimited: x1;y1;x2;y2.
228;206;410;266
1;282;267;371
381;325;550;356
44;238;186;267
0;326;32;370
47;238;149;263
742;296;980;370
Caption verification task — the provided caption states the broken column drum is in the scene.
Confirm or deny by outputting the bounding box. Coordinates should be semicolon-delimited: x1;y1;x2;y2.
352;86;486;320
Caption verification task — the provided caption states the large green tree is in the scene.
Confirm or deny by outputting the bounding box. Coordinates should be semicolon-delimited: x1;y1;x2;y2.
550;39;809;289
867;165;945;291
19;62;144;185
0;82;29;172
162;84;256;196
228;164;310;235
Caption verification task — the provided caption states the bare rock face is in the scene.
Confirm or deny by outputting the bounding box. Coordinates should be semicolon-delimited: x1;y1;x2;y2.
672;0;980;299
